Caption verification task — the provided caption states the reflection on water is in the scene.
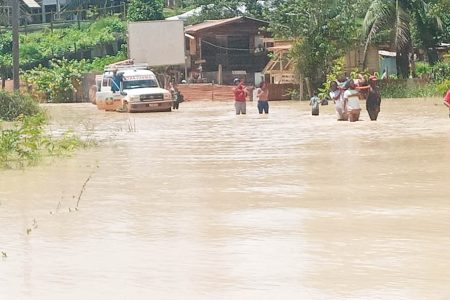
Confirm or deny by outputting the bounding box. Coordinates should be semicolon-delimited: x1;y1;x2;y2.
1;98;450;299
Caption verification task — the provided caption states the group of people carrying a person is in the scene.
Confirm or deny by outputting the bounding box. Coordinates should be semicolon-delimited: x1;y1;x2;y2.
233;75;382;121
328;74;381;122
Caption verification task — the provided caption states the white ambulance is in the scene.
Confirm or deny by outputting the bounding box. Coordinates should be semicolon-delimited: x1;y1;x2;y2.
94;64;172;113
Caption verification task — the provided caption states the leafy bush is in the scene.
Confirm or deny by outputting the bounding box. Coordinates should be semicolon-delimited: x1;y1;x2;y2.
23;59;89;103
434;79;450;96
0;17;126;69
128;0;165;21
23;51;127;102
0;91;41;121
88;51;127;72
0;114;47;165
430;60;450;83
0;114;87;168
415;61;432;78
379;79;437;98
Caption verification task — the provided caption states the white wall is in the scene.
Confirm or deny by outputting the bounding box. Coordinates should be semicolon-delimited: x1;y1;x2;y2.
42;0;67;5
128;20;185;67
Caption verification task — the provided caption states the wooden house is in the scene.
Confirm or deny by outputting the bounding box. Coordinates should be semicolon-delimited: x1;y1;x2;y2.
344;44;394;75
184;16;272;84
263;40;296;84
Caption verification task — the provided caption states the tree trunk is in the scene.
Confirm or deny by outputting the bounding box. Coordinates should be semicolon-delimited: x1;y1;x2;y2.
427;47;439;65
396;49;409;79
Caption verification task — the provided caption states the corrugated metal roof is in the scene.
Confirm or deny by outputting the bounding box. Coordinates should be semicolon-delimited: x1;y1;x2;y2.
185;16;268;34
22;0;41;8
378;50;396;57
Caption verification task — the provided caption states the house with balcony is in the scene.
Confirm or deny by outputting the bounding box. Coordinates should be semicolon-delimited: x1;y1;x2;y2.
184;16;272;85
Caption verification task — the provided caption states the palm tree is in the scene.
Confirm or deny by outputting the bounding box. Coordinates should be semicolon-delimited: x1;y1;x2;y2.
362;0;441;78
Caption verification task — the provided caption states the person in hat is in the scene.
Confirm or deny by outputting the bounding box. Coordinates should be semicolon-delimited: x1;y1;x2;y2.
443;89;450;118
366;75;381;121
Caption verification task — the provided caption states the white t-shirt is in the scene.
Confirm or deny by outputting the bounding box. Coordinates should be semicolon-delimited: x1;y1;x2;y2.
344;89;360;110
329;90;342;102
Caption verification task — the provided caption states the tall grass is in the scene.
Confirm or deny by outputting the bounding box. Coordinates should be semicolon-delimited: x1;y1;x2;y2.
0;113;88;169
0;92;89;168
0;91;41;121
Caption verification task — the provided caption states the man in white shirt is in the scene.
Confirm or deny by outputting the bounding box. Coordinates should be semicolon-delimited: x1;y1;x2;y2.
343;80;361;122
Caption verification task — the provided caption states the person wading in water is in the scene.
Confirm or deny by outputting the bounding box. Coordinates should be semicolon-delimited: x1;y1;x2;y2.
366;75;381;121
343;80;361;122
256;82;269;114
233;81;248;115
330;80;346;121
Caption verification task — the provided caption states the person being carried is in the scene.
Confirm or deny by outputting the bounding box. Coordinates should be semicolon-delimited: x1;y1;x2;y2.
443;89;450;118
366;76;381;121
355;73;370;100
256;82;269;114
310;91;320;116
233;81;247;115
330;80;347;121
343;79;361;122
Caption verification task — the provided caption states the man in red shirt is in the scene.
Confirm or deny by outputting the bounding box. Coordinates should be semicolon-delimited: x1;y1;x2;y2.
233;81;247;115
444;89;450;118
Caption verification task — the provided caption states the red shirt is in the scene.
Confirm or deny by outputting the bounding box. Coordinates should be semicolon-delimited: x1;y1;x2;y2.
234;87;246;102
445;90;450;105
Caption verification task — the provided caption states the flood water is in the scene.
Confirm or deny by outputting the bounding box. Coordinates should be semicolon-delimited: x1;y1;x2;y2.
1;98;450;299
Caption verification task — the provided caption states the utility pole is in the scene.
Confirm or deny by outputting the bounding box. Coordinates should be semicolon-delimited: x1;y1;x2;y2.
11;0;20;91
56;0;61;19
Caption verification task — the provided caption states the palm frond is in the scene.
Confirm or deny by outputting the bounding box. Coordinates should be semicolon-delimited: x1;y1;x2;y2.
361;0;394;67
394;1;410;52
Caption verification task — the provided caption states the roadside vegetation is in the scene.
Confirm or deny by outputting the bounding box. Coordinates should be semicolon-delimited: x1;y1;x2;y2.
4;0;450;103
0;91;90;169
0;16;125;76
22;51;126;103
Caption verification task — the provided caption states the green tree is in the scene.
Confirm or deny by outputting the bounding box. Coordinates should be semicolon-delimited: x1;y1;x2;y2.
127;0;165;21
362;0;442;78
185;0;265;24
270;0;358;89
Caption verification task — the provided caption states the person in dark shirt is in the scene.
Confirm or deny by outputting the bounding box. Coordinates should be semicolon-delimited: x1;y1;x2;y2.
111;69;122;93
366;76;381;121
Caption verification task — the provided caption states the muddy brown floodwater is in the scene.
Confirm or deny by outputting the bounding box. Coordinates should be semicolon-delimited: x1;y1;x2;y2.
1;98;450;299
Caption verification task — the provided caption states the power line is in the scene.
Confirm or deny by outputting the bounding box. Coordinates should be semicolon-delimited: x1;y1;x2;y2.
201;39;251;51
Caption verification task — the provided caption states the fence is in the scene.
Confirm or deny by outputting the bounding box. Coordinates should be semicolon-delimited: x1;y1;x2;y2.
0;3;127;32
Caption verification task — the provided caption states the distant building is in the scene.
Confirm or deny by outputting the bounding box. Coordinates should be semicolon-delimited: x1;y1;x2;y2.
184;16;272;85
344;44;395;76
39;0;67;22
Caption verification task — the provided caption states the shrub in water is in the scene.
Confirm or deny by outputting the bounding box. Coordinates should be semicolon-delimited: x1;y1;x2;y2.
0;91;41;121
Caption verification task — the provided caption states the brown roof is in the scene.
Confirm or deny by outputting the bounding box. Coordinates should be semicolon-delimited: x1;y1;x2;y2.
185;16;269;34
22;0;40;8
